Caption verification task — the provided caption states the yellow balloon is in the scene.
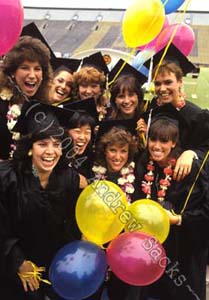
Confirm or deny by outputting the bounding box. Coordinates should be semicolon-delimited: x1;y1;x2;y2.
122;0;165;48
125;199;170;243
76;180;128;246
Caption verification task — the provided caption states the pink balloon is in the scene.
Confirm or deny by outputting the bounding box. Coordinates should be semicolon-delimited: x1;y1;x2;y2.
154;23;195;56
107;232;167;286
0;0;24;56
138;16;169;51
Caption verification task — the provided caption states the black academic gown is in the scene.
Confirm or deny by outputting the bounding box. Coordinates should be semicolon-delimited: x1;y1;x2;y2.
135;157;209;300
0;100;13;160
0;160;81;300
72;149;95;179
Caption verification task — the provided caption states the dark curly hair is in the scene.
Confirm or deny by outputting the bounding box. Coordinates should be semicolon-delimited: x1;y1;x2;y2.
110;74;144;120
0;36;53;103
95;126;138;167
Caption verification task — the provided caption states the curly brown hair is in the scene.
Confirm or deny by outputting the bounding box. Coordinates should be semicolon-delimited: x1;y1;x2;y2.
95;126;138;167
0;36;53;104
72;66;106;101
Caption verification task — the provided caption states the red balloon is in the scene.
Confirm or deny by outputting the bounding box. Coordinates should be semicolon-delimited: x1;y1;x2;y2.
107;232;167;286
154;23;195;56
0;0;24;56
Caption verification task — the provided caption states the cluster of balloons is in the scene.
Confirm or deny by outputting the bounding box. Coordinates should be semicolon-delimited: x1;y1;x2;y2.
122;0;195;71
49;181;170;300
0;0;24;56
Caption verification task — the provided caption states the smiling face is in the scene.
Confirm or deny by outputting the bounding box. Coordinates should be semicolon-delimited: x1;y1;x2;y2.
105;143;129;173
49;70;73;104
78;82;102;100
154;71;182;105
32;137;62;177
115;90;138;119
14;60;43;97
68;124;92;155
148;137;176;166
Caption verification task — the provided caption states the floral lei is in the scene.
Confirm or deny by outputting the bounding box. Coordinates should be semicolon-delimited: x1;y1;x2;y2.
92;161;135;203
141;158;176;203
6;104;22;157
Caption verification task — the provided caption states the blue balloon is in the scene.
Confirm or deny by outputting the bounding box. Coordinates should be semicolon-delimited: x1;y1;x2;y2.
49;240;107;300
132;49;155;78
135;64;149;77
132;59;149;77
161;0;185;14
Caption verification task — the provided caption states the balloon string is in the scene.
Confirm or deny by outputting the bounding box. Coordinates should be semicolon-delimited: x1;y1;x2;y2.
140;133;146;148
108;48;136;86
171;150;209;216
18;261;51;285
152;0;192;82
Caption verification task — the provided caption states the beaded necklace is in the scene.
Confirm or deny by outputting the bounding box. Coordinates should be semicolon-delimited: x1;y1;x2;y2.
141;158;176;203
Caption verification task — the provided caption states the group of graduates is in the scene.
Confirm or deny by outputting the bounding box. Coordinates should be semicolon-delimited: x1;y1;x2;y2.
0;22;209;300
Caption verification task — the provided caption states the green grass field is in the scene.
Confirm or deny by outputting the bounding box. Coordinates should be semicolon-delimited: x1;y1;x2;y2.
184;67;209;109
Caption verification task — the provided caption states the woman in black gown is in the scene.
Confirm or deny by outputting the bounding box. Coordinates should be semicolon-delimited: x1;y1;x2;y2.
140;44;209;181
92;121;146;300
0;34;52;160
0;102;86;300
135;117;209;300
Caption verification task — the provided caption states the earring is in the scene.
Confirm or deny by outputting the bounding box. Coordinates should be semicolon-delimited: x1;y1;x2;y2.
28;149;32;157
32;164;38;178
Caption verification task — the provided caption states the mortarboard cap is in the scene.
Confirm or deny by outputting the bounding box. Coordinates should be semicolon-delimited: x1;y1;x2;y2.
51;56;81;73
64;98;99;122
13;100;75;136
96;118;137;141
21;22;56;59
144;43;196;76
150;112;179;128
108;59;147;87
82;52;109;75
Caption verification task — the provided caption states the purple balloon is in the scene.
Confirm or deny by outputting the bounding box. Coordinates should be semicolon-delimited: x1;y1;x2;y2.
49;240;107;300
0;0;24;56
107;232;166;286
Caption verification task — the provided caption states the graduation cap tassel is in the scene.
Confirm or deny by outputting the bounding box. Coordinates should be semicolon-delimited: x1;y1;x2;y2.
143;56;154;112
148;56;153;87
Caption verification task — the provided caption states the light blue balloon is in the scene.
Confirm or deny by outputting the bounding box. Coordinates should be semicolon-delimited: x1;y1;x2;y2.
49;240;107;300
161;0;185;14
132;49;155;77
135;65;149;77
